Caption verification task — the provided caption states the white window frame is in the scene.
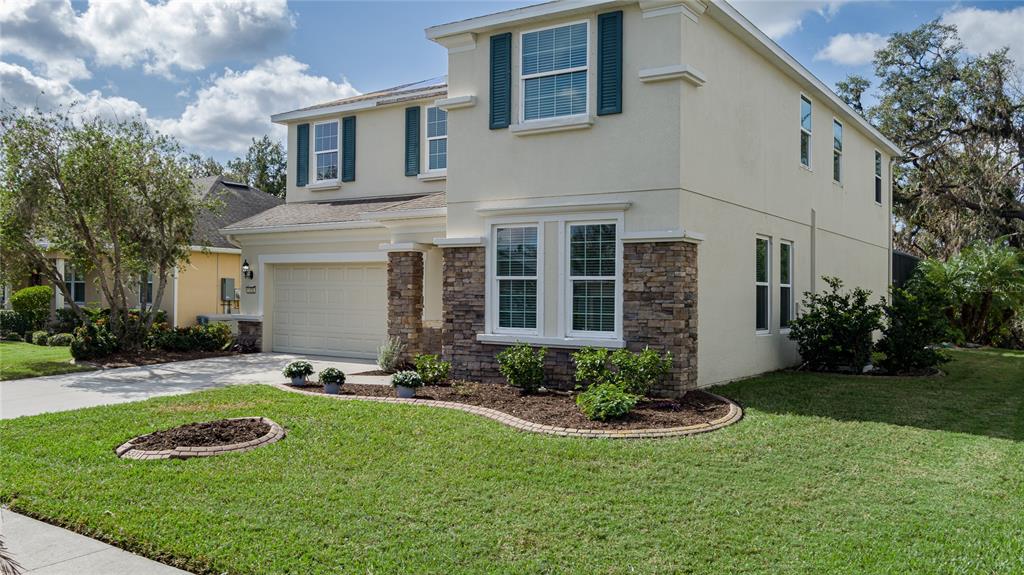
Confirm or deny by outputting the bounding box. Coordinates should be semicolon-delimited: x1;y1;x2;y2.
490;223;543;336
832;118;843;184
139;272;154;309
63;263;86;305
313;120;339;183
779;240;794;333
874;149;883;205
424;106;448;173
565;220;623;340
799;94;812;169
518;19;590;124
755;235;771;335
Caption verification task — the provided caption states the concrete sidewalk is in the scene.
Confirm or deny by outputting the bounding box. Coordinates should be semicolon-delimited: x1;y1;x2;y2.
1;509;191;574
1;352;381;419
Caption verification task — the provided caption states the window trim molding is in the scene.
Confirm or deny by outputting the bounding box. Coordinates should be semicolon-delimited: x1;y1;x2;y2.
799;93;813;170
755;235;771;335
564;220;623;340
488;222;544;336
874;149;883;205
779;239;794;333
832;117;843;185
424;106;448;172
517;18;591;125
313;119;340;183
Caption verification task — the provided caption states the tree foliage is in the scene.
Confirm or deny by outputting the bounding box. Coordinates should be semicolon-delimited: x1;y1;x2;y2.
846;22;1024;258
226;135;287;198
0;107;207;348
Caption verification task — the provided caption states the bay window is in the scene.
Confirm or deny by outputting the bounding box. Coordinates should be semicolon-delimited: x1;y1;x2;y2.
521;22;588;121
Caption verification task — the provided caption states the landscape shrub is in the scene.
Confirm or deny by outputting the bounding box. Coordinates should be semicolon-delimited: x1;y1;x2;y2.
11;286;52;329
319;367;346;386
787;276;883;372
0;310;30;337
31;331;49;346
70;323;119;360
414;354;450;386
496;343;546;393
391;370;424;388
48;332;74;347
876;281;951;373
572;347;672;396
377;337;406;373
147;322;233;352
576;383;639;421
282;360;314;379
3;333;23;342
51;308;87;333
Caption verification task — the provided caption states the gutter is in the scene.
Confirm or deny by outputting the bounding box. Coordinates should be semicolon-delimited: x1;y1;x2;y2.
219;220;384;236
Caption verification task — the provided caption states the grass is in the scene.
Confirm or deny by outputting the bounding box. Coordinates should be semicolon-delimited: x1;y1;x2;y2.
1;349;1022;574
0;341;93;380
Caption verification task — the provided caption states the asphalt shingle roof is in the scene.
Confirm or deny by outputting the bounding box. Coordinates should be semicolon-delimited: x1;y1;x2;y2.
192;176;284;248
283;77;447;116
222;192;446;231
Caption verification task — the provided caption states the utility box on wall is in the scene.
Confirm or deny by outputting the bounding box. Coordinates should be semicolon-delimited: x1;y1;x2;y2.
220;278;235;302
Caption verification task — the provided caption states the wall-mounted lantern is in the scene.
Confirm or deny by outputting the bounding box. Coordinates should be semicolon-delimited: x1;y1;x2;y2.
242;259;254;280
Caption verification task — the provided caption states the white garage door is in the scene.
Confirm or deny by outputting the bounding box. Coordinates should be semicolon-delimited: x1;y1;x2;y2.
272;263;387;358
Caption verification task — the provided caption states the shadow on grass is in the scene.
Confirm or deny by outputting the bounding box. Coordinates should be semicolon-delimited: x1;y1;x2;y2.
716;349;1024;441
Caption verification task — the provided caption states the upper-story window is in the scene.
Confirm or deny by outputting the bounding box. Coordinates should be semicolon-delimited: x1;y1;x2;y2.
874;150;883;204
314;121;338;181
426;107;447;170
521;22;588;121
800;96;812;167
832;119;843;183
63;262;85;305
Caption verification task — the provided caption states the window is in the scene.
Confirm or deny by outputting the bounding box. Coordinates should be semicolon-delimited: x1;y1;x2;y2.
314;121;338;181
800;96;812;167
426;107;447;171
779;242;793;329
495;226;539;331
569;223;617;335
832;119;843;183
874;150;883;204
521;22;588;121
139;272;153;308
63;262;85;305
755;237;770;333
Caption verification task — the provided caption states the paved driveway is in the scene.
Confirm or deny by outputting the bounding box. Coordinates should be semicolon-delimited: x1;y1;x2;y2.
0;353;380;419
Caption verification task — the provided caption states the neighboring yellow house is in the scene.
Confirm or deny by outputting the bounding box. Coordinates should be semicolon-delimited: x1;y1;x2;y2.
12;176;282;327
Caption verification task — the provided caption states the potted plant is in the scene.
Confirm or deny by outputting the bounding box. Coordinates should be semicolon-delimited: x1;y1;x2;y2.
283;360;315;386
391;370;423;399
319;367;346;394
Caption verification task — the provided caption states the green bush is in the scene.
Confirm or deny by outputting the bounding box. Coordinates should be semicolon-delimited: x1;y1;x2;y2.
414;354;450;385
51;307;86;333
48;332;74;346
319;367;346;386
572;347;672;396
0;309;30;336
11;286;52;329
496;343;546;393
787;277;883;372
147;322;233;352
3;332;23;342
70;323;119;360
31;330;49;346
391;370;424;388
876;280;951;373
377;337;406;373
576;383;639;421
282;360;314;379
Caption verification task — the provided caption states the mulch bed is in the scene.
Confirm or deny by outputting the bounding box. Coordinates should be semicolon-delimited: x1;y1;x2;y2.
85;349;239;369
130;418;270;451
291;381;731;430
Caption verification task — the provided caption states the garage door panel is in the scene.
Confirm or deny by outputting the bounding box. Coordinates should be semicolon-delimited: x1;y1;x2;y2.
272;263;387;358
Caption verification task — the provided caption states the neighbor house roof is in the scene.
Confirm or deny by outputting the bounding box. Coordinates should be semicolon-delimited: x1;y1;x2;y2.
192;176;284;249
221;192;447;235
425;0;901;157
271;77;448;124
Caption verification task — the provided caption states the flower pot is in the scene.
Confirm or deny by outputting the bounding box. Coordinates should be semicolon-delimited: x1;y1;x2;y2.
324;382;341;395
290;376;307;387
395;385;416;399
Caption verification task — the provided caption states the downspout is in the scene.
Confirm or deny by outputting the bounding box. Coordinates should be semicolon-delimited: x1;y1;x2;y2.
809;209;816;293
172;269;179;327
887;157;896;288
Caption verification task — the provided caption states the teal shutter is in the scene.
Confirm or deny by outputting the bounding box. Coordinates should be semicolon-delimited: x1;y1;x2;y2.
490;33;512;129
597;11;623;116
296;123;309;187
342;116;356;182
405;106;420;176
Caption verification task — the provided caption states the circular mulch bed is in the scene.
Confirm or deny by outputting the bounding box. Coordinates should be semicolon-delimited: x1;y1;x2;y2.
281;382;742;439
115;417;284;460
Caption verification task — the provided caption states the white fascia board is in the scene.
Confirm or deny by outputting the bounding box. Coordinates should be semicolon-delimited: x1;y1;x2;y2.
708;0;902;157
218;220;383;236
189;245;242;254
271;100;377;124
433;236;487;248
379;242;433;253
426;0;616;41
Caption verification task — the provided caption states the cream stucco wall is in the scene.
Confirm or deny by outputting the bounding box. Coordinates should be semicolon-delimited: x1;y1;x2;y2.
175;251;241;326
282;102;446;204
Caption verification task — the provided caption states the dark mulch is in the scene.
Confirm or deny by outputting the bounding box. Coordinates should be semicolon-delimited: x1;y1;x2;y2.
130;418;269;451
292;381;731;430
87;349;239;369
350;369;392;376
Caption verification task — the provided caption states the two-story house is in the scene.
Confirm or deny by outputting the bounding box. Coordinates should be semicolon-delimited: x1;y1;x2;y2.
222;0;900;396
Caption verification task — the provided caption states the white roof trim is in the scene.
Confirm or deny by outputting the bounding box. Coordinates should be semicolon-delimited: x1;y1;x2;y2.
219;220;383;236
271;89;446;124
189;245;242;254
426;0;615;40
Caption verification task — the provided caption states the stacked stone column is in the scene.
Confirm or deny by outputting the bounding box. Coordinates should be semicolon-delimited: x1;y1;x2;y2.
387;251;424;361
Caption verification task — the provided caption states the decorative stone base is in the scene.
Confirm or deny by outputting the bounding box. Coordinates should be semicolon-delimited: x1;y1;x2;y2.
387;251;425;361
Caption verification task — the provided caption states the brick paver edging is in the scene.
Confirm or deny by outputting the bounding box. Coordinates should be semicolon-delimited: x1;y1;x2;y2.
115;417;285;460
272;384;743;439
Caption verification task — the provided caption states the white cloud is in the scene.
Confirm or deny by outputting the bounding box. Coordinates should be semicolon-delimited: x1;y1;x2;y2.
814;32;888;66
0;62;146;121
151;56;358;155
732;1;849;40
941;6;1024;71
0;0;90;80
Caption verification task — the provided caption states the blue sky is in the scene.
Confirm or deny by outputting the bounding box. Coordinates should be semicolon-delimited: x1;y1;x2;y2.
2;0;1022;161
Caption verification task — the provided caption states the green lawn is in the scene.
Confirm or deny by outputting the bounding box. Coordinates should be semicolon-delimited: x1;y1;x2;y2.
1;350;1021;574
0;341;94;380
